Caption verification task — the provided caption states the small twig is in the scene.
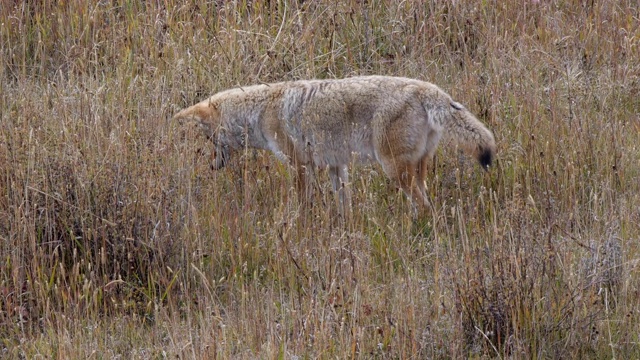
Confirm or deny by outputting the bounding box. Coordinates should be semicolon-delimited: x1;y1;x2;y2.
475;326;503;360
556;225;595;251
278;227;310;282
26;186;117;226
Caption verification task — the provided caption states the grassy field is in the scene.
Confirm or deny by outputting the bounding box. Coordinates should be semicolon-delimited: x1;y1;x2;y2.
1;0;639;358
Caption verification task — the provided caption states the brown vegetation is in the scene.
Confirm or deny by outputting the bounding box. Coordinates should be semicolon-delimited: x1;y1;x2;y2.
1;1;639;358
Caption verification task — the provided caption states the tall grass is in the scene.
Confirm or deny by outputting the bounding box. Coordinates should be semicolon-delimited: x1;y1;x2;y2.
1;0;639;358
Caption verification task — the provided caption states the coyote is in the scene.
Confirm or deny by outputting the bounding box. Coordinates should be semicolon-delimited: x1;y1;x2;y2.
173;76;496;214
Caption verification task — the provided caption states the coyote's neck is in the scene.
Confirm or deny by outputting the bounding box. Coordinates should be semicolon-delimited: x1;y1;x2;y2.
220;90;275;151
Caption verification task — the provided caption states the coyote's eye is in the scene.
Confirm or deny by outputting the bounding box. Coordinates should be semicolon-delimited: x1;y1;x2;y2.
450;101;464;110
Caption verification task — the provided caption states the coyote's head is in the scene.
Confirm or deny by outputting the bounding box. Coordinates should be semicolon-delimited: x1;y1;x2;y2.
172;100;229;169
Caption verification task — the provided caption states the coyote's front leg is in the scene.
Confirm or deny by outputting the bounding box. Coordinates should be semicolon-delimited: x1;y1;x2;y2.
328;165;352;219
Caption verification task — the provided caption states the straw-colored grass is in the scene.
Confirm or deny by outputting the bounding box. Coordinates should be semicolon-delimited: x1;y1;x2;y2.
1;1;639;358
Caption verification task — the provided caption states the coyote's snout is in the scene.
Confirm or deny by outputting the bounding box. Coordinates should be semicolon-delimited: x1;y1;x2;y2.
173;76;496;214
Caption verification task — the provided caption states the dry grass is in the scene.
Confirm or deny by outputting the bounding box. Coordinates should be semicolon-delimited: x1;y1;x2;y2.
1;0;639;358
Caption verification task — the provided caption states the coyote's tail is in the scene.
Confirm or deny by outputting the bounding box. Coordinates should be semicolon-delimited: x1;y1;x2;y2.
443;101;496;170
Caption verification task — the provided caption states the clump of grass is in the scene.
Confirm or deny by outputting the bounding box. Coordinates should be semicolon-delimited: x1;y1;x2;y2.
1;0;639;358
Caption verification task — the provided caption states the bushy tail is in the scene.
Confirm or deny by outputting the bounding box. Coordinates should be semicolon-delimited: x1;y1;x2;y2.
445;101;496;170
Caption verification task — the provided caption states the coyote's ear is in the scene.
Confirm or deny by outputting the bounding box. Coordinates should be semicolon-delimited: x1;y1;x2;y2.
193;101;219;122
